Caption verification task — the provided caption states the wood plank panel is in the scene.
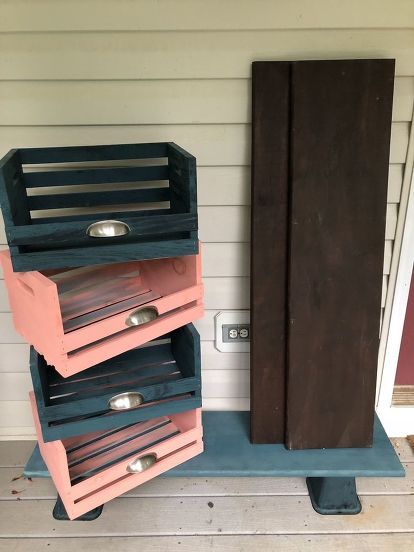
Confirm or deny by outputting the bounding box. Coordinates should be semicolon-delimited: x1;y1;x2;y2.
1;464;414;499
0;77;411;125
0;123;408;166
287;59;395;449
1;535;414;552
0;30;413;79
1;495;414;536
1;0;413;31
250;62;289;443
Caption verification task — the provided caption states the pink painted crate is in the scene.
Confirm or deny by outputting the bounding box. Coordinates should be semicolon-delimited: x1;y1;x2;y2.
1;247;203;377
30;391;203;520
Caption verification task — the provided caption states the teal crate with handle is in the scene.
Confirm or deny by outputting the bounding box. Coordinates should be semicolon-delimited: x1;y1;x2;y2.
0;142;198;271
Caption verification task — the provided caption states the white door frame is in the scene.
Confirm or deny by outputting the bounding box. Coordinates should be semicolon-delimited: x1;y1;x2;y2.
376;118;414;437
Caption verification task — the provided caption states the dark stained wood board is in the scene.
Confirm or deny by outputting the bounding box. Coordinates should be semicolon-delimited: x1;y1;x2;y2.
250;61;290;443
286;59;395;449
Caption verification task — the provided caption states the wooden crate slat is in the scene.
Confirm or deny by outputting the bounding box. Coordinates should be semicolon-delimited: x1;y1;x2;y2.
23;164;169;188
46;342;174;385
27;187;170;211
48;360;179;401
30;206;172;224
9;238;198;271
8;213;197;245
63;290;162;332
286;59;394;449
250;61;289;444
20;143;169;165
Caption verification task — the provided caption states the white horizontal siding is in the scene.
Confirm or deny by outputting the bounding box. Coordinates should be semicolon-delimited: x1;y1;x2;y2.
1;1;413;31
0;122;410;164
0;77;412;124
0;3;412;437
1;30;414;79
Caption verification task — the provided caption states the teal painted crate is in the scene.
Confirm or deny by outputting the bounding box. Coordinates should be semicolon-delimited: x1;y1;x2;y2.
30;324;201;442
0;142;198;271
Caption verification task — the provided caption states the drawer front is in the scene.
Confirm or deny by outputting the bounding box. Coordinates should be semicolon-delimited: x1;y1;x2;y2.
30;392;203;520
71;440;203;519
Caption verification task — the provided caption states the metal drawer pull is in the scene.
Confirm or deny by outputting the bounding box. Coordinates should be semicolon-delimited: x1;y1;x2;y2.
126;306;158;327
127;453;157;473
108;392;144;411
86;220;130;238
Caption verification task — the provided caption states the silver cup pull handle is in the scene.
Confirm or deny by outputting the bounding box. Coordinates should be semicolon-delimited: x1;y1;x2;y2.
126;306;158;327
86;220;131;238
127;453;157;473
108;392;144;411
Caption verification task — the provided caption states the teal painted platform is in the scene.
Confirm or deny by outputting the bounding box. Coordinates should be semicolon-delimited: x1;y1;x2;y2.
24;411;404;479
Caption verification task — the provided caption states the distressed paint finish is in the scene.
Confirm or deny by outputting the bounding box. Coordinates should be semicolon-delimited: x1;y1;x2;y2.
0;142;198;271
30;392;203;520
1;248;203;377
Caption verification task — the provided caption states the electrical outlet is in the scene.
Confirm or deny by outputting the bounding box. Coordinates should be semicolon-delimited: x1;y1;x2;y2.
215;311;250;352
222;324;251;343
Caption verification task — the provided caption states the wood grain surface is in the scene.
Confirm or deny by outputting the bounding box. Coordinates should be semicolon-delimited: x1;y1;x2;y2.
250;61;289;443
286;59;395;449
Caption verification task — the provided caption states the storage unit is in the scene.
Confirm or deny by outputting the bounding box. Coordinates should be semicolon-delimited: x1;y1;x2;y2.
0;142;198;272
30;391;203;520
31;324;202;442
1;249;204;376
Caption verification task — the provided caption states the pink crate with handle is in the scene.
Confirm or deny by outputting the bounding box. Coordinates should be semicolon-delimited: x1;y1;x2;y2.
30;391;203;520
1;247;203;377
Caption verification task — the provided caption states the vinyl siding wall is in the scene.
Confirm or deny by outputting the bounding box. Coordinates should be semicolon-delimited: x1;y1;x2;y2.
0;0;413;437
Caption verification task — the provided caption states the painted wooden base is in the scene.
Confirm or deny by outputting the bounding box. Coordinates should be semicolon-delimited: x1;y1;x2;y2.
53;495;104;521
306;477;362;515
23;411;403;517
25;411;404;479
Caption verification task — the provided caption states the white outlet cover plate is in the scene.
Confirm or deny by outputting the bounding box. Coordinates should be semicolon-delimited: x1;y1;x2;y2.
214;310;250;353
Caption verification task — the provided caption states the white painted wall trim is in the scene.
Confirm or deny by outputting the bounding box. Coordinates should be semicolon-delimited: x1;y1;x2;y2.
377;406;414;437
376;110;414;436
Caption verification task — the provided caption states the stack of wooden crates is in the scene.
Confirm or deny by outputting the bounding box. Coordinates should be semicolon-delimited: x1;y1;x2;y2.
0;142;204;519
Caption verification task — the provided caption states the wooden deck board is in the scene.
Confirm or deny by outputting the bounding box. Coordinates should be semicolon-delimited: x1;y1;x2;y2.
1;535;414;552
1;495;414;536
0;439;412;548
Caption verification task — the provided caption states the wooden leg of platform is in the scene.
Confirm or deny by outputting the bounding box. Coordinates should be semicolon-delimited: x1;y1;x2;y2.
52;495;104;521
306;477;362;515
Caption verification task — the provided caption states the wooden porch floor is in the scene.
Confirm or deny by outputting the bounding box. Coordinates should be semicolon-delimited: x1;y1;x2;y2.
0;439;413;551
